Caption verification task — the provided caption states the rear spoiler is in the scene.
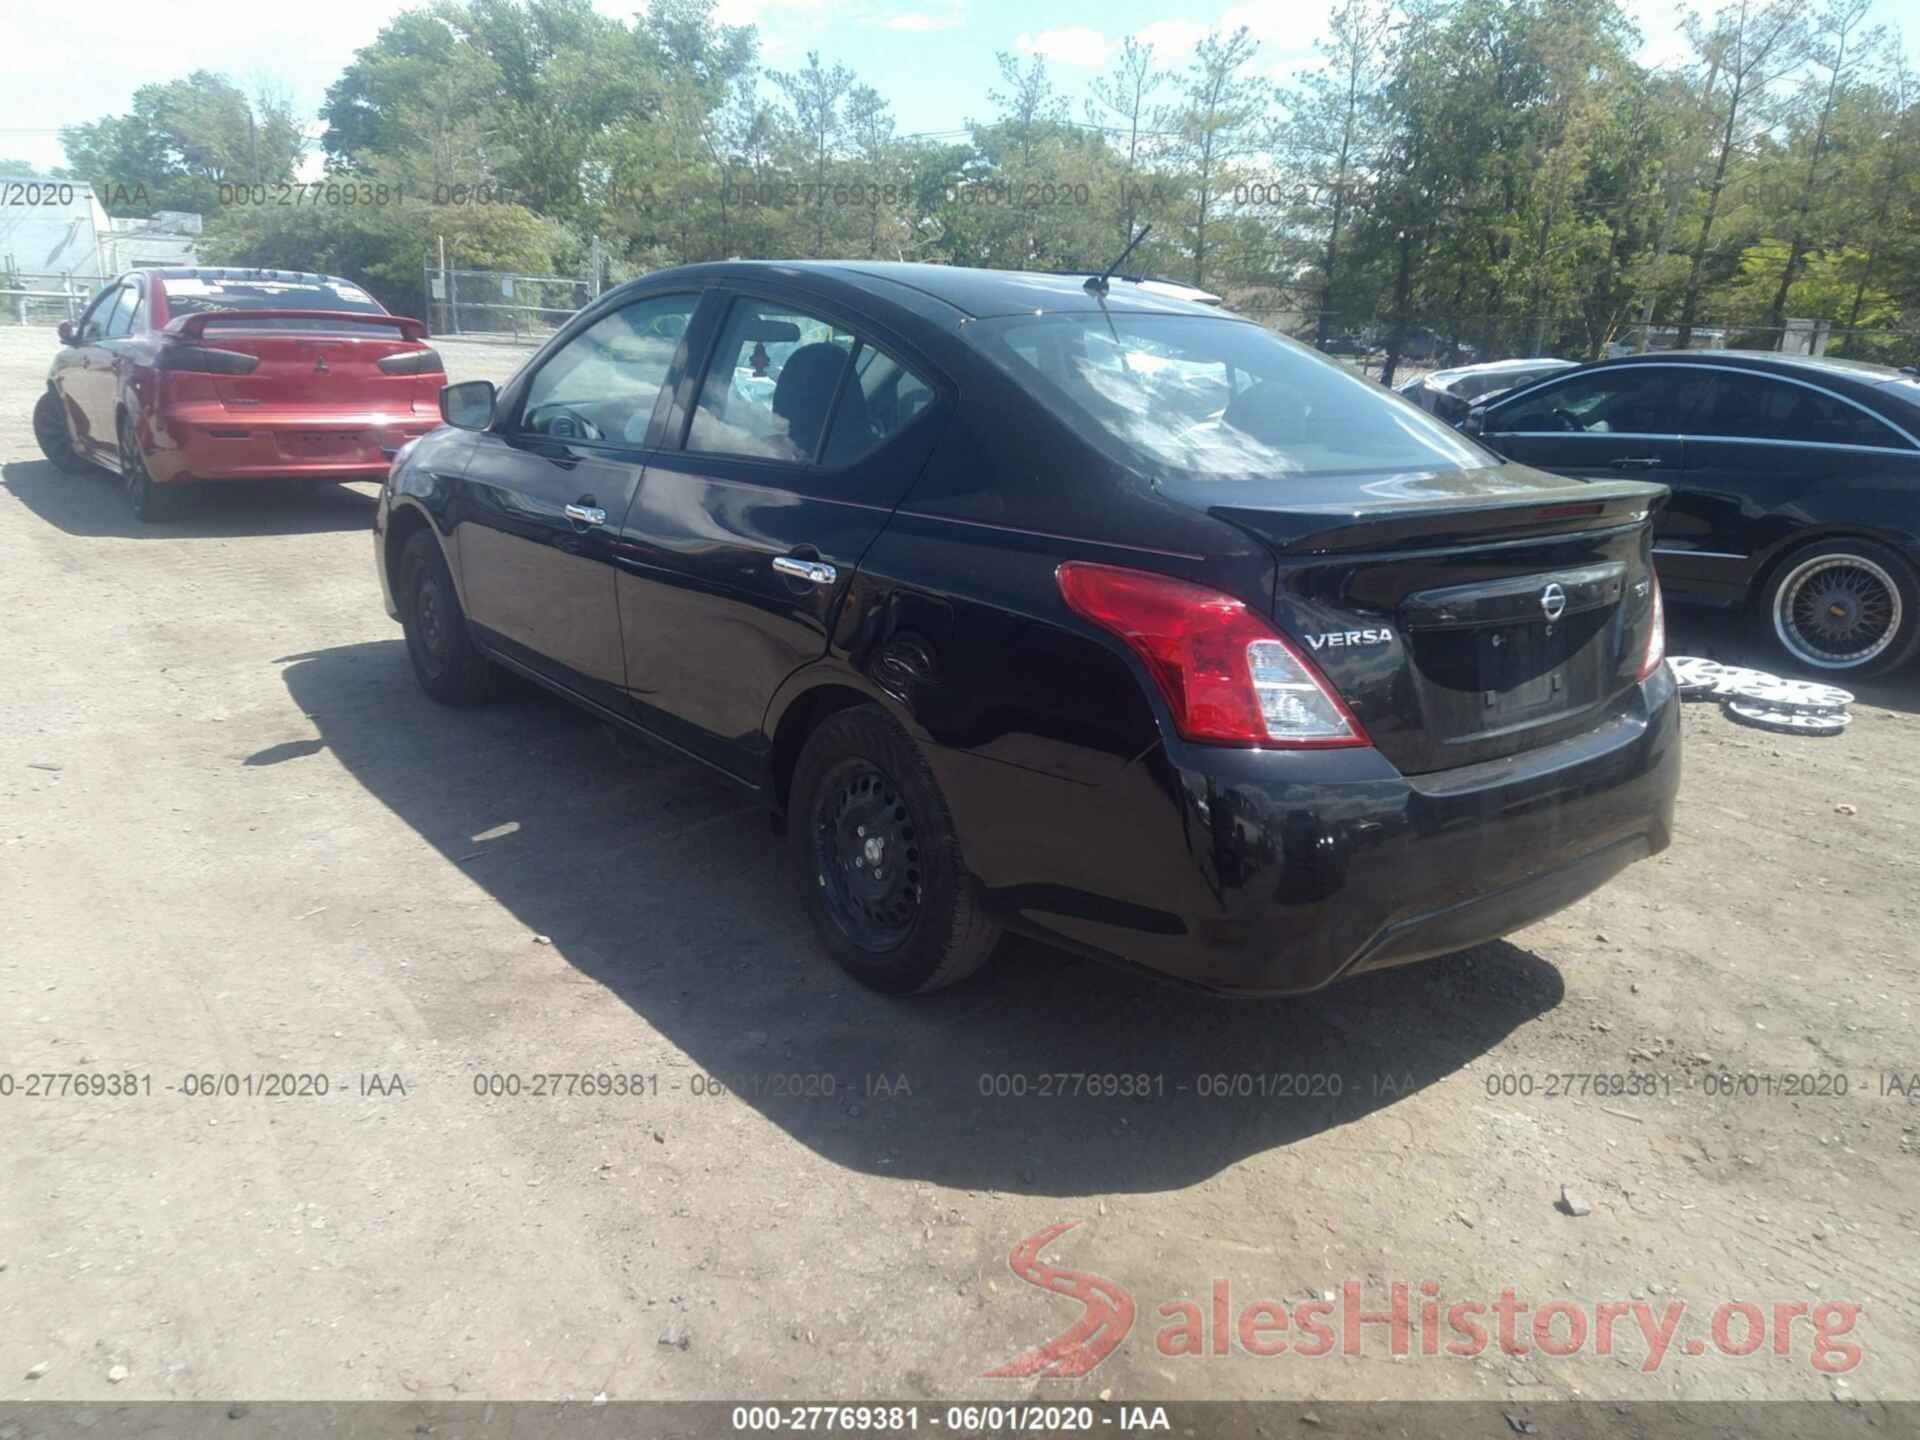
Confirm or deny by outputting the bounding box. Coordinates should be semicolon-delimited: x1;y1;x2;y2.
165;310;427;343
1210;484;1667;557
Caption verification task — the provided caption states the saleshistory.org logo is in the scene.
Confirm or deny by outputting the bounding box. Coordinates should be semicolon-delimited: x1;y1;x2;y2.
982;1223;1863;1377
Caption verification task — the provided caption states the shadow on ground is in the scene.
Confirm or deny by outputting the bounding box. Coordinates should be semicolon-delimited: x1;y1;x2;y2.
278;640;1567;1196
2;458;378;539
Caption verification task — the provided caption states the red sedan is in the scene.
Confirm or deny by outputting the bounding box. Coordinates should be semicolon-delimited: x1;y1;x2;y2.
33;267;444;520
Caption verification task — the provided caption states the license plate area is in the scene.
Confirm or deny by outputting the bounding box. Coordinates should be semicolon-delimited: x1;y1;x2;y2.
1410;607;1615;744
283;431;364;458
1475;621;1570;723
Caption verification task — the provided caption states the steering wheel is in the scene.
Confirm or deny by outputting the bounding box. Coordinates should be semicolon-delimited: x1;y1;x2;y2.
532;406;604;442
1545;406;1583;433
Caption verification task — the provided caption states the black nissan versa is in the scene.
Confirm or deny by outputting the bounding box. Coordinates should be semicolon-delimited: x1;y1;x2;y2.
372;261;1680;997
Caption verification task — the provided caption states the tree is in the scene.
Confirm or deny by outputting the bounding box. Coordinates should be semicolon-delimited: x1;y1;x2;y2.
1761;0;1876;334
1280;0;1391;344
1673;0;1806;347
774;52;857;255
1087;36;1169;249
1159;27;1272;290
61;73;302;214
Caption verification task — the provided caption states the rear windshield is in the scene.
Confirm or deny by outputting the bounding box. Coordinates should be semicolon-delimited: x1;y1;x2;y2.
161;276;400;335
965;313;1494;479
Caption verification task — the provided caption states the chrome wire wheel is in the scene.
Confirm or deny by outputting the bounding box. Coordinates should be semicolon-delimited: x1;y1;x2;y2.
1773;553;1902;670
810;758;923;954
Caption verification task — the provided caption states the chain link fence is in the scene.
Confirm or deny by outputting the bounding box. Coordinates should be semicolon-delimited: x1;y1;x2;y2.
422;264;599;344
0;271;104;327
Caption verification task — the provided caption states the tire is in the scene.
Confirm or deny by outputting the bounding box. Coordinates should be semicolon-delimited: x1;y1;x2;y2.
789;704;1000;995
397;527;498;705
1762;538;1920;676
33;388;90;474
118;414;172;523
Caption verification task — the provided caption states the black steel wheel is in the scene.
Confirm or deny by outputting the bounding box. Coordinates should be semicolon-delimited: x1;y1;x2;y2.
812;757;924;952
789;705;1000;995
398;528;498;705
1764;539;1920;676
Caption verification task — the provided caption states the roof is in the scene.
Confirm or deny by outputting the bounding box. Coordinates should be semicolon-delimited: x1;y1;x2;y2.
668;260;1240;321
149;267;350;286
1606;348;1911;386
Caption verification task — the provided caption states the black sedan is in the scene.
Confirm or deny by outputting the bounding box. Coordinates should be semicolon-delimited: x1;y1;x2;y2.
375;262;1678;996
1468;351;1920;674
1398;357;1578;426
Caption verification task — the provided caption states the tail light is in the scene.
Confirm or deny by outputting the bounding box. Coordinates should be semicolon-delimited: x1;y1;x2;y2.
1056;562;1370;749
378;348;444;375
1637;573;1667;681
156;344;258;375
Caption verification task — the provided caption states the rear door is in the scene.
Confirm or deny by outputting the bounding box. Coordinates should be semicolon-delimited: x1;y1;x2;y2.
456;290;700;711
63;280;132;452
610;286;950;779
1664;367;1920;604
1481;365;1708;482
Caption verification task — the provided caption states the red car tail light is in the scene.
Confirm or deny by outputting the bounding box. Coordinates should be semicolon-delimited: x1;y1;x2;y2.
378;348;444;375
1055;562;1370;749
156;344;259;375
1637;572;1667;681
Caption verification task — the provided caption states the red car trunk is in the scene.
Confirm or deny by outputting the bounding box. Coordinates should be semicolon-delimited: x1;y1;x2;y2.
162;310;441;413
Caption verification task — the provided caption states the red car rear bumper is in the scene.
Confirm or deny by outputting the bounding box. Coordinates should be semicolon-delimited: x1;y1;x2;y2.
143;404;439;484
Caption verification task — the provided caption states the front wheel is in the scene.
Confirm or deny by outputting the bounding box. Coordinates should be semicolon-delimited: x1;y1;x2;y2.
398;528;498;705
1763;539;1920;676
789;705;1000;995
34;389;90;473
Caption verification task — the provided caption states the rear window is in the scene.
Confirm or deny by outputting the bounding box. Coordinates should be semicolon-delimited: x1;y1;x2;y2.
965;314;1493;479
160;276;400;336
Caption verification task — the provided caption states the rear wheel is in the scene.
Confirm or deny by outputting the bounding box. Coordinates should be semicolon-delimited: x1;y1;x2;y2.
33;389;89;473
398;528;498;705
118;415;172;523
1763;539;1920;676
789;705;1000;995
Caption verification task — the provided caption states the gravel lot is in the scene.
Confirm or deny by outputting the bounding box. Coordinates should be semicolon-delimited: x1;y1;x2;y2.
1;323;1916;1413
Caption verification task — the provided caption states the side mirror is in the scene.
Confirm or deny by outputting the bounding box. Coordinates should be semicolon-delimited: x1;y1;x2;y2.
1463;406;1486;436
440;379;496;431
56;320;77;346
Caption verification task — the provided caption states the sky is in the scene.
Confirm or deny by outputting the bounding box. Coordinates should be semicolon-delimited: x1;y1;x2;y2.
2;0;1916;178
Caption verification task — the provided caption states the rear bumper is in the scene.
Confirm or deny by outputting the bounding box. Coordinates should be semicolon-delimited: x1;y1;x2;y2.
143;405;437;485
934;669;1681;995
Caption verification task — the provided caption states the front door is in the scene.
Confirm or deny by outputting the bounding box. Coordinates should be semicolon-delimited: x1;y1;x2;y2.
610;288;949;779
1481;364;1707;485
455;291;700;711
1666;368;1920;605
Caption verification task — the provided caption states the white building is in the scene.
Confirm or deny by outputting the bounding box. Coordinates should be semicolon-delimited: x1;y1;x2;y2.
0;180;200;322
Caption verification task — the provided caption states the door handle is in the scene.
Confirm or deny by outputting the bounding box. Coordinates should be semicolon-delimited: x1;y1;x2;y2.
564;502;607;526
772;556;837;586
1609;456;1663;470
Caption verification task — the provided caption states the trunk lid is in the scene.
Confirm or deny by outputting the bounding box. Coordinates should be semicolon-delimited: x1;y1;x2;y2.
1185;466;1667;775
164;311;438;413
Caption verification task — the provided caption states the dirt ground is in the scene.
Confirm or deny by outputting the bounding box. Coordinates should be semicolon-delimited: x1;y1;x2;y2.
1;324;1916;1413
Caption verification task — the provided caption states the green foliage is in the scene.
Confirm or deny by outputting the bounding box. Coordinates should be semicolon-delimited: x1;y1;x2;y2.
59;72;302;216
56;0;1920;356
